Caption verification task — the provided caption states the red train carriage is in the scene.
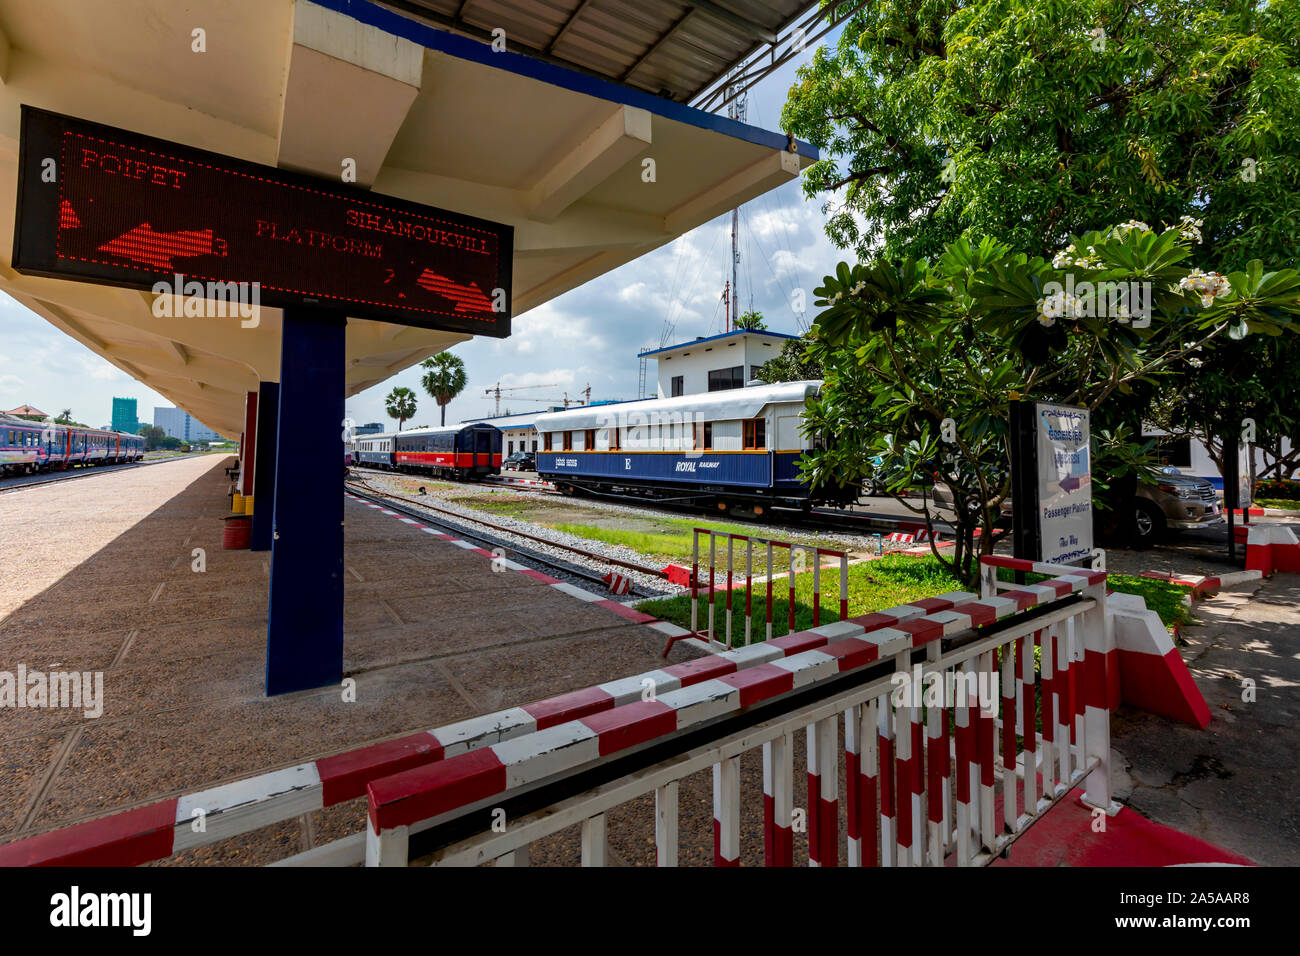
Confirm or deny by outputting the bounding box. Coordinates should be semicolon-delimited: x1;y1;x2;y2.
392;422;501;480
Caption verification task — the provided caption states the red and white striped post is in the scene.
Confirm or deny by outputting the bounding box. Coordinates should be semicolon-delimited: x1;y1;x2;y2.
725;536;735;647
1001;637;1019;834
894;654;916;866
846;699;879;867
806;716;839;867
925;643;947;866
762;732;794;866
877;696;896;867
1022;629;1041;815
812;549;821;627
977;649;997;851
1040;627;1058;795
765;540;774;643
690;530;700;635
744;537;754;646
713;756;741;866
655;781;678;867
954;657;975;865
1081;580;1116;815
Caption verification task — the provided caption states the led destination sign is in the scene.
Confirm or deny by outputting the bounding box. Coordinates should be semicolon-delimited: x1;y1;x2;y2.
12;107;513;336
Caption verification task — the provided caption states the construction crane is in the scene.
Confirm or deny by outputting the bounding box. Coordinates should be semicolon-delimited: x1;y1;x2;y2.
484;382;557;416
494;384;593;412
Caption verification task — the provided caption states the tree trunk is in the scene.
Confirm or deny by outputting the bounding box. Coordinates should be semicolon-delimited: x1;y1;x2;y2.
440;403;446;426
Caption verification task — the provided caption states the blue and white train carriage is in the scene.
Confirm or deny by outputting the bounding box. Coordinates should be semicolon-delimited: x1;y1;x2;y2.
534;381;857;513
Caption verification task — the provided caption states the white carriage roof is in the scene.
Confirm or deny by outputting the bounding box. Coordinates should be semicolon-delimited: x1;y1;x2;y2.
0;0;816;438
376;421;498;439
533;380;819;431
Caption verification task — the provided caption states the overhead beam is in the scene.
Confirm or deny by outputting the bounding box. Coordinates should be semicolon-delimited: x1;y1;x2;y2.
277;0;423;184
527;106;652;222
547;0;598;54
664;148;801;234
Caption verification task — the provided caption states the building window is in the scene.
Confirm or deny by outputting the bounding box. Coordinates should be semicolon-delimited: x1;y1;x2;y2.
671;375;684;397
750;365;763;382
562;431;573;451
507;441;514;455
707;366;745;391
584;429;596;450
743;418;766;450
703;422;713;450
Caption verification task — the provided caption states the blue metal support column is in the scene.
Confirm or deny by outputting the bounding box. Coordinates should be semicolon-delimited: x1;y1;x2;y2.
250;380;280;552
266;309;346;695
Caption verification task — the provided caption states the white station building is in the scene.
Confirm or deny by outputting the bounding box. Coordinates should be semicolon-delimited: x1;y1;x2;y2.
639;329;798;398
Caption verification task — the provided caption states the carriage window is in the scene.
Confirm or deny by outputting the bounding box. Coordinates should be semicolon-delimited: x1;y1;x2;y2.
562;431;573;451
743;419;766;450
702;422;713;450
609;427;621;451
584;429;596;450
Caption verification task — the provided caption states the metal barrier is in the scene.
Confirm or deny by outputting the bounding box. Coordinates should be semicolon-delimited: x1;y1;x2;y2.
689;528;849;649
364;561;1113;867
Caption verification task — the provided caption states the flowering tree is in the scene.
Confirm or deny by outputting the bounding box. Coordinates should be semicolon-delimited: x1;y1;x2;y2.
801;222;1300;584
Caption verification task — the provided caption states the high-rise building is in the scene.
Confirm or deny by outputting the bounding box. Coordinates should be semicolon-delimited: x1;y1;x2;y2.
154;406;222;442
111;397;140;434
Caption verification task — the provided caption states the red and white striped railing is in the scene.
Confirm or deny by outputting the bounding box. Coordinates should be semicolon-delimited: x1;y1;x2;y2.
689;528;848;650
363;566;1113;867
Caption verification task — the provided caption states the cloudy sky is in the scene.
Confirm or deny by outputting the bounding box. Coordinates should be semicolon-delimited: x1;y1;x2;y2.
0;34;848;432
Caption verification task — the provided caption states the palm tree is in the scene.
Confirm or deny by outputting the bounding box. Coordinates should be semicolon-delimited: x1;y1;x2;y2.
420;352;468;426
385;387;417;431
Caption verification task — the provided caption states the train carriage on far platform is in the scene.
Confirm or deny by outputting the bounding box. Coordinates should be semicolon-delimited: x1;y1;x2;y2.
533;381;858;515
1;414;145;476
353;434;395;469
391;422;502;480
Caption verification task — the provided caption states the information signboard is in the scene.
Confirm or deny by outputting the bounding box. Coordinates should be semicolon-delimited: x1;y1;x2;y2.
1034;401;1093;564
12;106;513;336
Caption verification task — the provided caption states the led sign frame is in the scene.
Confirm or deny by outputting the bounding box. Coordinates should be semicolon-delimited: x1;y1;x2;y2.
13;106;513;336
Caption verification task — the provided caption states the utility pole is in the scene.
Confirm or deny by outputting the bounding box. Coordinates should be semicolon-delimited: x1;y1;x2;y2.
727;80;746;333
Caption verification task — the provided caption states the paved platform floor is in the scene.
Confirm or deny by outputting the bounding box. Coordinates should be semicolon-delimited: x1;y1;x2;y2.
0;456;700;863
1110;574;1300;866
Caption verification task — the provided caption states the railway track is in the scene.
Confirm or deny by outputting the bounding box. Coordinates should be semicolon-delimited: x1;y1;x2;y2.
344;477;670;599
348;465;971;543
0;454;203;495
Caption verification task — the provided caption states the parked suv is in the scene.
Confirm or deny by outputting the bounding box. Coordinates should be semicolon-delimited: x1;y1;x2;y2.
503;450;536;472
1135;466;1224;545
930;465;1223;548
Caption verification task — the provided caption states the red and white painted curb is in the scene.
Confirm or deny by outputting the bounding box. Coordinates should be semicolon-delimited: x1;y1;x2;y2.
1109;592;1211;728
1139;568;1263;599
1243;523;1300;576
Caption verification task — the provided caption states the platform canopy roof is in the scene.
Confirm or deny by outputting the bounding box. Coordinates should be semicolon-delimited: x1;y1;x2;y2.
376;0;827;105
0;0;817;438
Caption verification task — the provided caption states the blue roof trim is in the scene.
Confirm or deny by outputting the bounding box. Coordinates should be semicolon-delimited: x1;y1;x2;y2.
309;0;818;161
638;329;800;357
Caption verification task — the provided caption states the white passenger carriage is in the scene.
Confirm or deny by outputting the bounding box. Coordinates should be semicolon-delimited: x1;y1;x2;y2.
534;381;856;512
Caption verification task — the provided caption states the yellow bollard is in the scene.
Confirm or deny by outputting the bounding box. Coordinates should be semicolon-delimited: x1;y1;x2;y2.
232;491;244;513
243;495;254;515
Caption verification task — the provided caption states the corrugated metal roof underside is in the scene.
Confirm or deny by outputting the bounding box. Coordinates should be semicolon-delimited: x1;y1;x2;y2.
376;0;815;103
